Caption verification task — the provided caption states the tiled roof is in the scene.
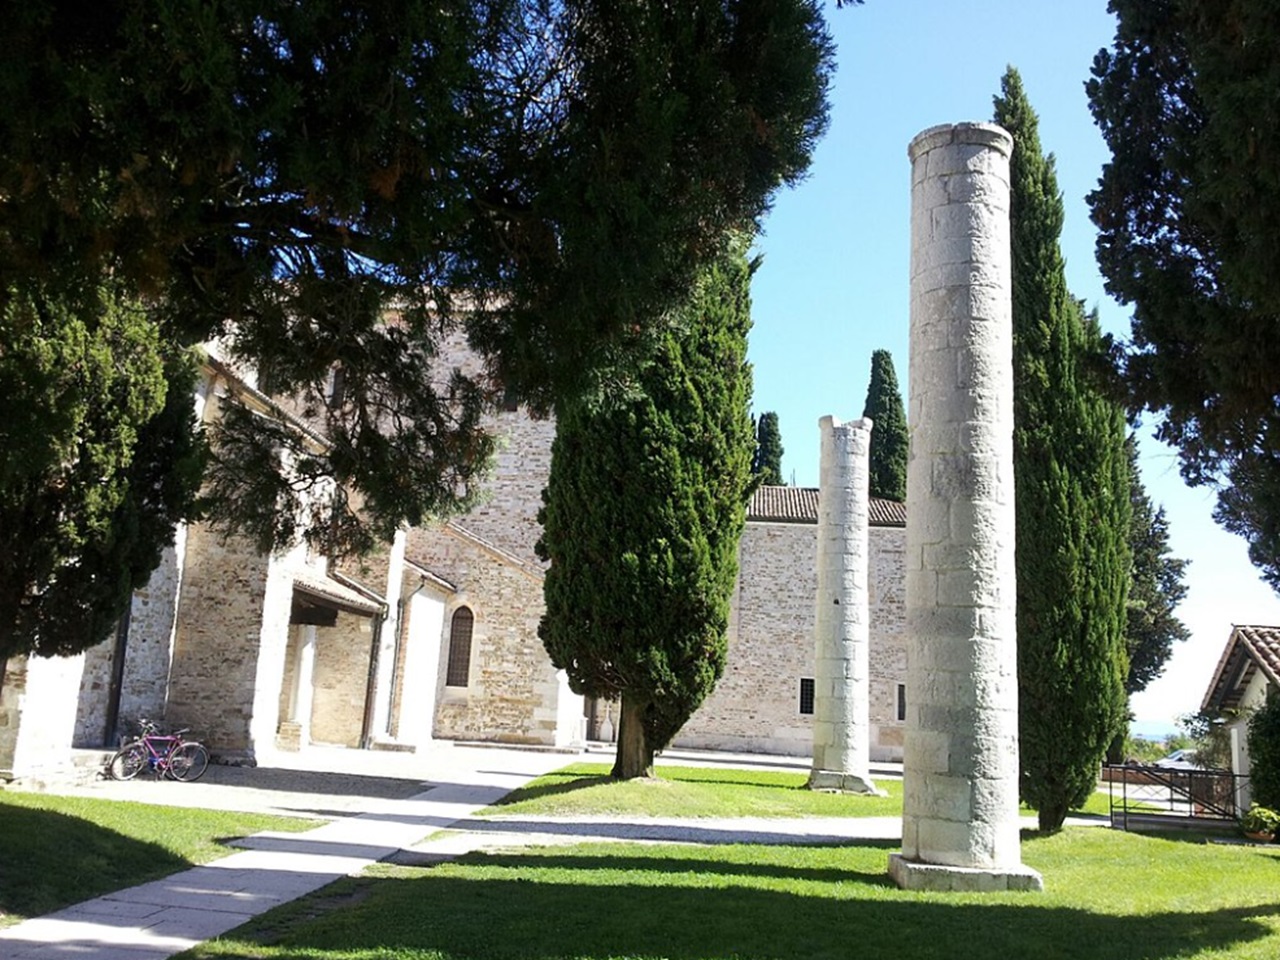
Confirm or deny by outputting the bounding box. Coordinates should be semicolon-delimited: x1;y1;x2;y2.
292;570;383;616
747;485;906;527
1201;624;1280;713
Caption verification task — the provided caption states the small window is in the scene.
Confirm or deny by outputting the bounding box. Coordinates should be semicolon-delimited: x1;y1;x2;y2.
445;607;474;687
500;382;519;413
896;683;907;722
799;677;815;715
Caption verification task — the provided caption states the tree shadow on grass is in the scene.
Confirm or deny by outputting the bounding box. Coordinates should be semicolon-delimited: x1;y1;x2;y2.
0;805;190;923
217;862;1280;960
490;769;900;810
487;774;616;808
469;845;902;885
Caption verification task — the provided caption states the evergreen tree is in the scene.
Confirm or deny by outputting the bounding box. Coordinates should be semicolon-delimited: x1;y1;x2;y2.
0;0;834;560
1247;695;1280;809
1088;1;1280;588
0;1;832;661
861;349;907;502
752;412;785;486
1108;435;1192;762
1124;435;1191;696
0;283;204;661
538;245;755;779
995;68;1132;832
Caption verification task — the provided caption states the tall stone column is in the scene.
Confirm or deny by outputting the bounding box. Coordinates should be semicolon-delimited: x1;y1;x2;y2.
809;415;879;794
888;123;1042;892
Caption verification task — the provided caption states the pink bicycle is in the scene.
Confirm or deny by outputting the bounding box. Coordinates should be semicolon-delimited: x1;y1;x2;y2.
107;718;209;782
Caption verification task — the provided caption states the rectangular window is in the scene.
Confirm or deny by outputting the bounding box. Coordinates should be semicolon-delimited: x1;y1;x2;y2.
799;677;815;715
897;683;907;722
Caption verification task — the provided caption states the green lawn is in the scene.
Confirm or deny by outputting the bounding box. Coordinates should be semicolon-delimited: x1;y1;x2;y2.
0;791;314;925
183;829;1280;960
483;763;903;818
483;762;1116;820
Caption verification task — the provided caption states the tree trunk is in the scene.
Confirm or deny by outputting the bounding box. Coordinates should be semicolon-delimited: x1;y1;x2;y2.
1037;801;1068;834
1105;728;1126;765
612;692;655;779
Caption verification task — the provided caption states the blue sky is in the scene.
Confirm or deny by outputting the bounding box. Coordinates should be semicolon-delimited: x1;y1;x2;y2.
747;1;1280;737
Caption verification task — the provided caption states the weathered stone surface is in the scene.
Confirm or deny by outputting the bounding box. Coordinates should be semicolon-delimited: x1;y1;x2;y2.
888;854;1044;892
897;121;1039;890
809;416;878;793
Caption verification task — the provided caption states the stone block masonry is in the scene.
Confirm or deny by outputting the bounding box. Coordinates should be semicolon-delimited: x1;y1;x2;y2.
809;416;879;794
890;122;1042;892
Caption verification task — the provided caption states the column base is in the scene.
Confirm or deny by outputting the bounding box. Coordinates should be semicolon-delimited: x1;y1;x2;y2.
807;769;886;795
887;854;1043;892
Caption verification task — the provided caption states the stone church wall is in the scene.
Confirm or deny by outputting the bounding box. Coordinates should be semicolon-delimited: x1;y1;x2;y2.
309;613;375;747
406;527;565;745
868;526;907;757
73;536;187;747
675;522;907;760
162;520;276;758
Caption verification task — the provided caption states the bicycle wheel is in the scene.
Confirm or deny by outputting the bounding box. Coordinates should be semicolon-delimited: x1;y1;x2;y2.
166;742;209;782
108;743;147;781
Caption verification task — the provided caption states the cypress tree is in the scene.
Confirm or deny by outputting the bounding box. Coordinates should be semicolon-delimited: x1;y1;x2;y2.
861;349;907;502
752;411;785;486
537;244;755;779
995;68;1131;832
1123;435;1191;696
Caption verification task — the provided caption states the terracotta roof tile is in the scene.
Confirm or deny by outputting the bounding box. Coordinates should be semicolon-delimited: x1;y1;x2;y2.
1201;624;1280;713
746;485;906;527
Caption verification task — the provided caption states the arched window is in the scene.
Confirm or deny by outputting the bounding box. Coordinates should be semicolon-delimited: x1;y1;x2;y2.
445;606;474;687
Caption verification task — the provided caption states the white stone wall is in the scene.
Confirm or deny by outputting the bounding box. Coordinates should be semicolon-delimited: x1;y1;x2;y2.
0;653;86;780
392;580;448;746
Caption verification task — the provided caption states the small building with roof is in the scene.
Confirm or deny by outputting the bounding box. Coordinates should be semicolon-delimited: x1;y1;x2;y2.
1201;624;1280;805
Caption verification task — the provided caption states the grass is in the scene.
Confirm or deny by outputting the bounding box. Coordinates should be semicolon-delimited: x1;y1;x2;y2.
484;762;1117;821
483;763;903;818
182;829;1280;960
0;791;314;925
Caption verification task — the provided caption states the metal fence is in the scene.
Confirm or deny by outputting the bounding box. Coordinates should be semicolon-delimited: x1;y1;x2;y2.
1103;764;1248;831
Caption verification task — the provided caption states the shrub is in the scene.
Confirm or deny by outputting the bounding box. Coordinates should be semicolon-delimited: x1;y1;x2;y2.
1248;695;1280;808
1240;805;1280;836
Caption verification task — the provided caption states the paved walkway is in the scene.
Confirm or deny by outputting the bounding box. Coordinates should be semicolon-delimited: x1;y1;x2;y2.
0;743;572;959
0;746;1093;958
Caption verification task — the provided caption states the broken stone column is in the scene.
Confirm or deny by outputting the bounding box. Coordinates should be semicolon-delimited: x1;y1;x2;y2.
809;415;879;794
888;123;1042;892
